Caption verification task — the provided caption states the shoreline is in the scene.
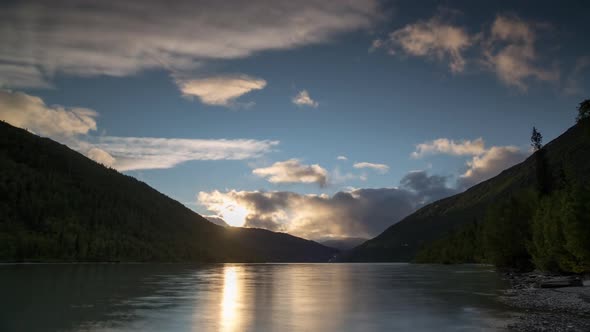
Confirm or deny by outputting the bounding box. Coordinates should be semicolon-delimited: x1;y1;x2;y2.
500;272;590;331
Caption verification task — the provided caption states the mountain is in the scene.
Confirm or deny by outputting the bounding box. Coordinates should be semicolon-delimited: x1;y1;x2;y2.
0;121;337;263
342;119;590;263
320;237;368;251
205;215;230;227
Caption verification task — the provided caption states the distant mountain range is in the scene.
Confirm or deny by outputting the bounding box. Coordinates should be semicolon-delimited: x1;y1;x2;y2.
205;215;230;228
0;121;337;263
319;237;368;251
341;119;590;263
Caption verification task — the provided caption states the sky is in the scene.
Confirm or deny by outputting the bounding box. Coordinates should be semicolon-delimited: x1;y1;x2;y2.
1;0;589;241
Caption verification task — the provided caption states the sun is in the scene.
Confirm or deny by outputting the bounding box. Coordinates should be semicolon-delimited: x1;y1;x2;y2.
219;202;249;227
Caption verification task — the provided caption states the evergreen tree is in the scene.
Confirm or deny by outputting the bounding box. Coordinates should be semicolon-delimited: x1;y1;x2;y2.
560;184;590;272
577;99;590;123
482;191;537;270
530;191;568;272
531;127;543;151
530;185;590;273
532;126;551;195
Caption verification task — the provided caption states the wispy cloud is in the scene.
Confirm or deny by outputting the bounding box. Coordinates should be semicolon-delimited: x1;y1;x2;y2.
0;90;279;171
292;90;319;108
253;159;328;187
93;136;278;171
374;12;563;90
411;138;485;158
0;0;379;88
482;15;559;91
175;75;266;106
376;14;472;73
353;162;390;173
330;167;359;184
337;155;348;161
0;64;50;89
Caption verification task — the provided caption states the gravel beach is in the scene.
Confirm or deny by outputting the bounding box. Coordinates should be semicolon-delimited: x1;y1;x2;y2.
501;272;590;331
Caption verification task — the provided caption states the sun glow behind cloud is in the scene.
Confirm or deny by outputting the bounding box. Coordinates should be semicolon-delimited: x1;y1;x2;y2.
220;204;250;227
198;192;250;227
197;186;451;240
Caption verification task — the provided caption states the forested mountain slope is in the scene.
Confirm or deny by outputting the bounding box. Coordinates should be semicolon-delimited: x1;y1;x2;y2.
343;119;590;266
0;121;337;262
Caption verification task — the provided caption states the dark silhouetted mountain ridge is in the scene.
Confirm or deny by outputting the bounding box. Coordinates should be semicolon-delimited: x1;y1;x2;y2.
0;121;337;262
342;119;590;263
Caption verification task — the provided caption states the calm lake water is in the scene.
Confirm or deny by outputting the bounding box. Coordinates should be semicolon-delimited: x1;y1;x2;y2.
0;263;514;331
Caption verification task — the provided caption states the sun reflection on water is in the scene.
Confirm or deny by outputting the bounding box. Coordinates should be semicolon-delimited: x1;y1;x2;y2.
220;265;241;332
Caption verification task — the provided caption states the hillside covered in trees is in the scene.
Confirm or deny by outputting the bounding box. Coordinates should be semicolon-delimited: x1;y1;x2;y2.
343;116;590;273
0;121;337;262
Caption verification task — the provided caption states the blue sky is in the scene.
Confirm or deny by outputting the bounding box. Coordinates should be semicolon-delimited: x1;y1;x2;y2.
1;0;588;240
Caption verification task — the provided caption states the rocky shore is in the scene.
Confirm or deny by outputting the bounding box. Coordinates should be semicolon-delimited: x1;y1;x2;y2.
501;272;590;331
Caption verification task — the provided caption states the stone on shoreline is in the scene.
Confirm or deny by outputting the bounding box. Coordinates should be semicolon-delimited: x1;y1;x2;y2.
501;272;590;331
538;278;584;289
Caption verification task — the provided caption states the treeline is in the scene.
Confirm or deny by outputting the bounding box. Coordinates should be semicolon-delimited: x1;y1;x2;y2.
416;112;590;273
414;190;536;270
416;181;590;273
0;125;226;261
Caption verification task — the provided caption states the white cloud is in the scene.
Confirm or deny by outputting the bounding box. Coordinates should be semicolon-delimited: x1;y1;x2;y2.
199;147;528;239
0;89;97;138
337;155;348;161
353;162;389;173
412;136;529;189
0;0;379;88
458;146;528;189
86;148;116;167
411;138;486;158
292;90;319;108
383;15;472;73
175;75;266;106
198;171;454;239
94;136;279;171
0;90;278;171
253;159;328;187
197;188;413;239
483;15;559;90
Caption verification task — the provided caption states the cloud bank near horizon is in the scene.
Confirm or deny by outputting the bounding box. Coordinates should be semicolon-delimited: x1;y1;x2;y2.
198;170;456;239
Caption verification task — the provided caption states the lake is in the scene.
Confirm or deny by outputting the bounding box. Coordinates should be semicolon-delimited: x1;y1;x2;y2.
0;263;514;331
